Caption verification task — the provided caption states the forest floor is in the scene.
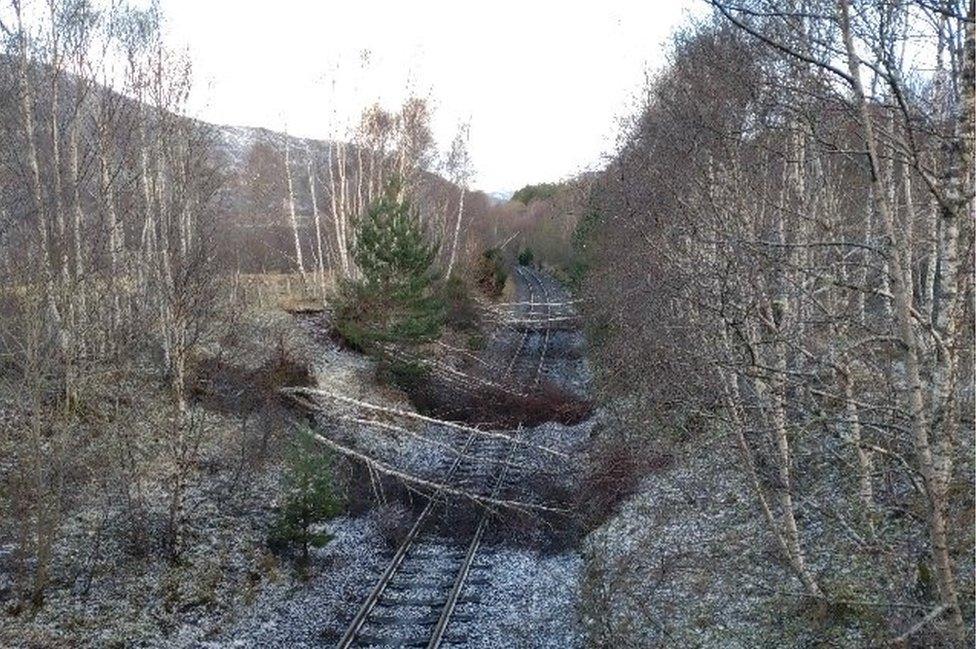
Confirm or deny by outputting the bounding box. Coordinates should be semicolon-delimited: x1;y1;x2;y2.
0;306;322;647
576;417;975;647
579;432;852;647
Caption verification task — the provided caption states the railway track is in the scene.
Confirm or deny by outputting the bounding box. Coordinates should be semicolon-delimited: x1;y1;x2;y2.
504;267;540;379
521;267;552;388
376;267;561;404
336;268;556;648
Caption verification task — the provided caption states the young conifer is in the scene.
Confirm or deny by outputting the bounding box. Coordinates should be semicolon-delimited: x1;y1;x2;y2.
336;178;444;350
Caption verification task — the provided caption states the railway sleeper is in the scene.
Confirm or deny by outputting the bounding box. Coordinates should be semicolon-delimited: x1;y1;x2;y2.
374;595;455;607
412;540;463;551
408;549;464;561
395;565;455;577
417;611;475;625
396;578;456;592
367;612;430;625
462;576;490;587
384;581;453;594
352;633;429;647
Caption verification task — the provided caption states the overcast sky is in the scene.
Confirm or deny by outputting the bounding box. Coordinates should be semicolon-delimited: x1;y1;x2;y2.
162;1;700;193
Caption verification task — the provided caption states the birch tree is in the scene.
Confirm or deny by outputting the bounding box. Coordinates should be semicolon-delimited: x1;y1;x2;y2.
577;4;974;642
444;121;472;279
283;130;306;280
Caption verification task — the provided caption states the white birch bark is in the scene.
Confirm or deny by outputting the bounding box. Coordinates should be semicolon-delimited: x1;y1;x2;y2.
445;185;465;279
306;147;328;290
838;2;964;640
97;110;123;337
15;5;60;329
283;134;306;278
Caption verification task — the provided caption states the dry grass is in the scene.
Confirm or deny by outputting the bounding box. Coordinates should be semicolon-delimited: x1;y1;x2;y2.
226;272;334;313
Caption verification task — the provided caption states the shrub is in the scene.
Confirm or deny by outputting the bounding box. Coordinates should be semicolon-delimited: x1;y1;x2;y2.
566;258;588;294
575;431;671;533
474;248;507;297
268;429;342;571
377;357;430;394
442;275;479;332
374;503;411;549
517;247;535;267
467;332;486;351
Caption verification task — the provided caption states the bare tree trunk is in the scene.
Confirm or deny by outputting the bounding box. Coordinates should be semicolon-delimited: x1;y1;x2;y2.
923;193;939;312
15;4;61;331
446;185;465;279
283;134;306;279
24;311;57;608
338;141;352;275
98;114;123;343
307;147;329;292
138;112;157;309
166;310;189;558
327;145;347;277
355;144;365;221
840;363;876;534
330;141;355;278
67;100;85;350
838;2;964;640
47;0;70;326
718;326;821;595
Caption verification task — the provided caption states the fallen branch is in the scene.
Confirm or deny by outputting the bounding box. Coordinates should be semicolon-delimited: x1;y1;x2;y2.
343;415;463;457
765;588;931;610
487;300;582;308
282;386;568;458
345;415;540;474
383;348;527;398
434;341;492;367
888;605;949;646
289;415;566;514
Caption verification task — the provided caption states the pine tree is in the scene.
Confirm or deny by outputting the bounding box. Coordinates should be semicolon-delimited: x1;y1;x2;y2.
336;178;444;351
269;430;342;571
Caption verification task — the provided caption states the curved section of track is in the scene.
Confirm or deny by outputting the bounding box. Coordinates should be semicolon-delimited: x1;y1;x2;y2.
336;268;558;649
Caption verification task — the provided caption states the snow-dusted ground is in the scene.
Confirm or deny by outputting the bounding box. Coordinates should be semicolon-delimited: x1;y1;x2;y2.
580;438;782;648
201;425;592;649
578;429;914;647
204;269;594;648
191;512;389;648
0;270;596;648
447;546;583;648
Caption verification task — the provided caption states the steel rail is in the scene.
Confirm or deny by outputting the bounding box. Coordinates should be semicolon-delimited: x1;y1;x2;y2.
505;267;536;378
336;268;558;648
336;431;477;649
528;268;552;387
427;423;523;649
427;272;556;646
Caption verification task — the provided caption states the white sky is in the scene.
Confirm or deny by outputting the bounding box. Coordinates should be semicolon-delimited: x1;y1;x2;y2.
161;1;701;193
